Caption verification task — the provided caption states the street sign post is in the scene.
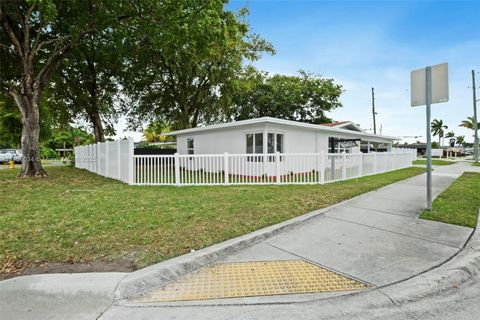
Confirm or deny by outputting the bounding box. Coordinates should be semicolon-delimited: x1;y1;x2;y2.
411;63;449;211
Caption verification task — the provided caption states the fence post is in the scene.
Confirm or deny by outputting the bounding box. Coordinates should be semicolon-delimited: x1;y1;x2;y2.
373;152;377;174
174;153;180;186
320;151;325;184
342;153;347;180
275;151;280;184
117;140;121;180
224;152;229;185
128;138;134;185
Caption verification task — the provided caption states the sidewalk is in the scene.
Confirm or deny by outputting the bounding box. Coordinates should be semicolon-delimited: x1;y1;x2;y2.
1;163;478;320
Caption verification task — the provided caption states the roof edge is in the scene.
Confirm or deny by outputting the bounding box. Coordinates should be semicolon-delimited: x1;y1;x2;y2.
166;117;399;141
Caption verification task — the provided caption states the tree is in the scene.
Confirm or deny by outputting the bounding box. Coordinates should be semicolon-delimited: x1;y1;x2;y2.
431;119;448;146
46;23;124;142
52;126;94;149
0;93;22;148
143;121;173;143
459;116;480;130
0;92;55;148
230;67;343;123
122;0;274;130
0;0;130;177
445;131;455;147
456;135;465;147
445;131;455;138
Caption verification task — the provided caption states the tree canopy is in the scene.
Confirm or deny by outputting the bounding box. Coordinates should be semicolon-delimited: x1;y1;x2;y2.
230;67;343;124
121;0;274;130
1;0;349;179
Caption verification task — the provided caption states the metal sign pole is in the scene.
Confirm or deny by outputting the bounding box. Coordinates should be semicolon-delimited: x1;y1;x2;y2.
425;66;433;211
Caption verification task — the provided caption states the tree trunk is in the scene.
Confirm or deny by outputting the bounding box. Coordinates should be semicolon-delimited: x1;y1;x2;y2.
85;48;105;143
89;110;105;142
12;92;47;178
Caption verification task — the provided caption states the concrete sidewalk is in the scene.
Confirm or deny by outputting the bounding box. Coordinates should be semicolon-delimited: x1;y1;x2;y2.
1;162;479;320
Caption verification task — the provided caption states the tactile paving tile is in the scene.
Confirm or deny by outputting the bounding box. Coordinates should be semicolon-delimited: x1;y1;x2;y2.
136;260;369;302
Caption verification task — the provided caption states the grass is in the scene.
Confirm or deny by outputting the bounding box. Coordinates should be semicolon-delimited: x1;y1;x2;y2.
0;166;425;274
420;172;480;228
472;162;480;167
413;159;455;166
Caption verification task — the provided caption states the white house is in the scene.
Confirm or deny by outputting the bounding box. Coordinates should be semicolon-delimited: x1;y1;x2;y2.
167;117;397;155
75;117;415;185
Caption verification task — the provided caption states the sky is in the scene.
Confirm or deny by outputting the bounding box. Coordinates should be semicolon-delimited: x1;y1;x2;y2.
114;0;479;143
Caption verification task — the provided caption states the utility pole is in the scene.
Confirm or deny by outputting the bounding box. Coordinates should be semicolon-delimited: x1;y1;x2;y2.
472;70;478;162
371;87;377;134
472;70;479;162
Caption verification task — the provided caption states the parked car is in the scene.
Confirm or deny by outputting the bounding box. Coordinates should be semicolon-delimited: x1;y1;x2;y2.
0;149;22;164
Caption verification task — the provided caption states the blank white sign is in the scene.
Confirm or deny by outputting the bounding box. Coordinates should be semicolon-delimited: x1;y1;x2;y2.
411;63;449;107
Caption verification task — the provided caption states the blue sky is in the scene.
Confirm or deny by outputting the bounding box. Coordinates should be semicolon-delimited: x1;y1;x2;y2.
226;0;480;143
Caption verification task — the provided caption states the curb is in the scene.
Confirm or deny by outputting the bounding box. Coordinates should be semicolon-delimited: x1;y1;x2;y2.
377;209;480;304
116;201;480;307
113;194;364;300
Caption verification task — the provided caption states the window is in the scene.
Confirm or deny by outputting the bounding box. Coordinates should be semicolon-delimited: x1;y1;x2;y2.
187;138;194;154
246;132;263;162
246;133;263;154
267;133;284;161
268;133;284;153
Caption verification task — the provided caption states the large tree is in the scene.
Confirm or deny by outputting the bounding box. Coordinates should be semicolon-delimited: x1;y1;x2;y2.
121;0;273;130
0;0;130;177
230;67;343;124
46;25;124;142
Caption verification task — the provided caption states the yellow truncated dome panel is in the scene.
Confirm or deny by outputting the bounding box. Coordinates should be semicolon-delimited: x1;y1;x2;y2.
137;260;369;302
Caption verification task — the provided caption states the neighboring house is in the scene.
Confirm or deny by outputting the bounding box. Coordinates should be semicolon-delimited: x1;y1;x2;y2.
167;117;397;155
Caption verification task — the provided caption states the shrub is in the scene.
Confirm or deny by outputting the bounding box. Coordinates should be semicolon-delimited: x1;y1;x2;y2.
40;147;58;159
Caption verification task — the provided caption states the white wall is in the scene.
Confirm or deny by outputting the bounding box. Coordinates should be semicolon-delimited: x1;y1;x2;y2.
177;123;264;154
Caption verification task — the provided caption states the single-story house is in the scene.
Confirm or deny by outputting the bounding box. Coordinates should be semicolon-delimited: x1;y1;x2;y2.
167;117;398;155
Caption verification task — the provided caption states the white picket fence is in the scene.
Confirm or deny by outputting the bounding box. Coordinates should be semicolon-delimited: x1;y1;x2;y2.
75;139;417;186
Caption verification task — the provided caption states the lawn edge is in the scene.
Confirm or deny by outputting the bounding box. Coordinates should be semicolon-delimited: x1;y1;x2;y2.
419;172;480;228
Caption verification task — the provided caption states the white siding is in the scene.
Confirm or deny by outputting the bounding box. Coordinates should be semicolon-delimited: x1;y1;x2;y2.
176;123;392;155
177;124;266;154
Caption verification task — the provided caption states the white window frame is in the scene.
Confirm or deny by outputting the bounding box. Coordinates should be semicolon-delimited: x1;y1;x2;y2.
267;132;284;154
245;132;264;154
187;138;194;155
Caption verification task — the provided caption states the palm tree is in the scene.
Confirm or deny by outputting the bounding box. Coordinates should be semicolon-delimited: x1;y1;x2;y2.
445;131;455;147
431;119;448;146
445;131;455;138
456;135;465;147
459;117;480;130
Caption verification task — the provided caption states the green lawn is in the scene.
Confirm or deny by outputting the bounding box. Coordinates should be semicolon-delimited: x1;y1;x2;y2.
413;159;455;166
420;172;480;228
0;166;424;275
473;162;480;167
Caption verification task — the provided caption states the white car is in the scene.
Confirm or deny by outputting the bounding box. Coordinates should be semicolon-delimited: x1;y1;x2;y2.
0;149;22;164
